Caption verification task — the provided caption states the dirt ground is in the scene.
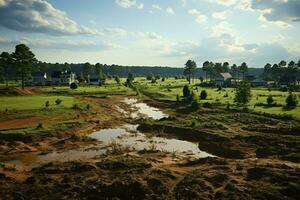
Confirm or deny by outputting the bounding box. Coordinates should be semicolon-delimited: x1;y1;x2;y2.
0;93;300;199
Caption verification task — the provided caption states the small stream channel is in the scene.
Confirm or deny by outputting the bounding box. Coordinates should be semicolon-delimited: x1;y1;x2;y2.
0;98;213;168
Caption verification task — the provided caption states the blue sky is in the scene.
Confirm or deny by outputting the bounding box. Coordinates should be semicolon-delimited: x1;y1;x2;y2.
0;0;299;67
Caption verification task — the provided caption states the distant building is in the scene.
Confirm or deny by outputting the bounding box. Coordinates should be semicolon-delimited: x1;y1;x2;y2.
89;75;100;85
51;70;76;85
27;72;48;86
214;72;232;86
251;78;267;86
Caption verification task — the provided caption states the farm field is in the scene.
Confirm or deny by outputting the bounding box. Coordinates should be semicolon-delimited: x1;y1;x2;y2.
136;77;300;118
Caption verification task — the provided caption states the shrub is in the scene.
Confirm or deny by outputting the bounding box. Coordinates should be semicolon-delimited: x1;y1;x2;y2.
202;102;212;108
234;81;251;105
72;104;79;109
266;95;274;105
183;85;191;98
146;76;152;80
70;82;78;89
200;90;207;100
176;94;180;102
55;98;62;105
151;78;156;84
162;77;165;82
36;123;43;129
114;76;120;84
191;99;200;111
45;101;50;108
286;93;298;108
86;104;90;110
224;92;228;97
217;86;222;91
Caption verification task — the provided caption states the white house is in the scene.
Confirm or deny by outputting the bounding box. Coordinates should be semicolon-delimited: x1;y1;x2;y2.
51;71;76;85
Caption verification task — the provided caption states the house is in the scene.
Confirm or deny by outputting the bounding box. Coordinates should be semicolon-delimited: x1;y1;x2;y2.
89;75;100;85
27;72;48;86
51;70;76;85
251;78;267;86
214;72;232;86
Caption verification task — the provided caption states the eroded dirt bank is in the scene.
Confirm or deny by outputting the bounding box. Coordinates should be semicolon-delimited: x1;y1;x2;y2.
1;95;300;199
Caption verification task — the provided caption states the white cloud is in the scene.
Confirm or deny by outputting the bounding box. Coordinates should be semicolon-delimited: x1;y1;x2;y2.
166;7;175;15
0;0;102;36
188;9;208;24
212;11;231;20
217;0;238;6
102;28;128;37
152;4;162;11
136;32;163;40
115;0;143;9
115;0;136;8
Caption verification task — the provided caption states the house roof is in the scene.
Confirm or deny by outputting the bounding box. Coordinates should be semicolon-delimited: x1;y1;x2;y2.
219;73;232;80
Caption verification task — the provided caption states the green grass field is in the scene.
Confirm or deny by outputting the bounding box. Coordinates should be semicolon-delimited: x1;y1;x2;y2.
0;95;76;111
41;78;135;95
135;77;300;118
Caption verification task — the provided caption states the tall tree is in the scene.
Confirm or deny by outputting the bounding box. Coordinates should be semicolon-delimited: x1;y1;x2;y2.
263;63;272;81
234;81;251;105
222;62;230;72
202;61;210;82
184;60;197;84
279;60;287;67
11;44;37;89
239;62;248;80
230;64;238;78
83;62;94;84
0;52;12;87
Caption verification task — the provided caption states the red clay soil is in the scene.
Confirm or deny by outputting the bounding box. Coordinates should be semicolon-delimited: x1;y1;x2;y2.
0;116;46;129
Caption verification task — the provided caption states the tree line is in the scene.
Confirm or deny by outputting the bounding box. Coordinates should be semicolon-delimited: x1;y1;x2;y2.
262;60;300;84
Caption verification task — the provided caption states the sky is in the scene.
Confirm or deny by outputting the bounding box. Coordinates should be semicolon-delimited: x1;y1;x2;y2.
0;0;299;68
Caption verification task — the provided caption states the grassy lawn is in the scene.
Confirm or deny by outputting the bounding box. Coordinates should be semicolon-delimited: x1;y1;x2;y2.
0;95;76;111
135;77;300;119
41;79;135;95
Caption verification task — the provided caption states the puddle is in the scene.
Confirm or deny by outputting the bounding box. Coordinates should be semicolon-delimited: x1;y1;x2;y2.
0;124;212;168
0;100;212;168
123;98;168;120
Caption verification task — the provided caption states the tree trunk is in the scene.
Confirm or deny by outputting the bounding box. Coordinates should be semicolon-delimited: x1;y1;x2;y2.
189;73;191;84
21;71;24;90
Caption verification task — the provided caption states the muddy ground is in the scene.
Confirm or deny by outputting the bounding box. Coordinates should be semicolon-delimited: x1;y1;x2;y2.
0;94;300;199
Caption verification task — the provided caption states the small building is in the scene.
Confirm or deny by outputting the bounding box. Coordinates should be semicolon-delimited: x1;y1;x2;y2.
89;75;100;85
27;72;48;86
214;72;232;86
51;70;76;85
251;78;267;86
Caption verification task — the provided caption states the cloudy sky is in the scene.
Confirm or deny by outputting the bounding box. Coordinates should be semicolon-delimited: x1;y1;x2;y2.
0;0;299;67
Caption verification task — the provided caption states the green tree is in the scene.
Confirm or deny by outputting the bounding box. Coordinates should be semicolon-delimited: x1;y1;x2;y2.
114;76;120;84
83;62;94;84
230;64;238;78
239;62;248;80
234;81;251;105
286;93;298;108
267;95;274;105
12;44;37;89
183;85;191;98
202;61;210;82
0;52;12;87
184;60;197;84
200;90;207;100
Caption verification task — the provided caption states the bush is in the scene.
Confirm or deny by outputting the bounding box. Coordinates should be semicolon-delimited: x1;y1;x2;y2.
36;123;43;129
72;104;79;109
70;82;78;89
86;104;90;110
191;99;200;111
162;77;165;82
55;98;62;105
286;93;298;108
183;85;191;98
266;95;274;105
176;94;180;102
202;102;212;108
146;75;152;80
114;76;120;84
151;78;156;84
234;81;251;105
45;101;50;108
200;90;207;100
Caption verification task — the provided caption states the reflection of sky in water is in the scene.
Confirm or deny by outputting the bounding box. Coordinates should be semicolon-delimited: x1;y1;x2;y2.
123;98;168;120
